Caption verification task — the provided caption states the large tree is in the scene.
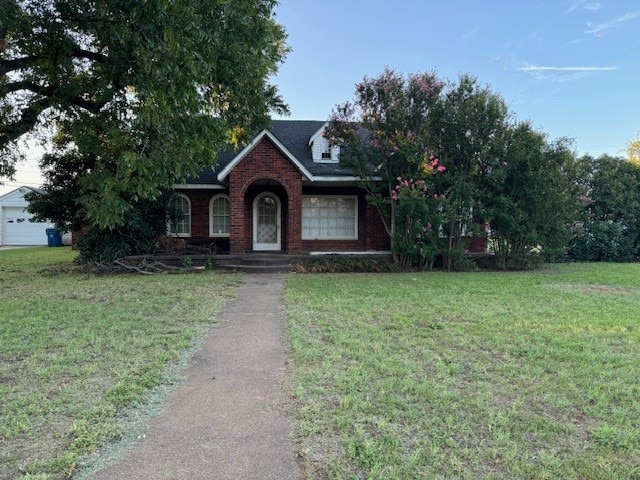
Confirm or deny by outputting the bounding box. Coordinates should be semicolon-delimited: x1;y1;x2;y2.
481;123;580;268
1;0;288;229
327;70;511;268
326;68;445;264
430;75;509;268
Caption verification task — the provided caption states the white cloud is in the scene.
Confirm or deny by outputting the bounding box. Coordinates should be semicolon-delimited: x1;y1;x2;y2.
565;0;603;14
517;65;618;82
565;0;586;14
518;66;618;72
586;12;640;36
462;27;480;40
583;2;603;11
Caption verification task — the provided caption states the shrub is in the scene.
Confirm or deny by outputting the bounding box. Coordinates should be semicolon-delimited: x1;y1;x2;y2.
568;221;636;262
293;256;404;273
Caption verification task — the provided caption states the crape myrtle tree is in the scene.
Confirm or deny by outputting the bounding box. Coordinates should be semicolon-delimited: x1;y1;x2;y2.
327;70;511;268
430;75;509;269
1;0;288;260
325;68;446;266
328;69;583;269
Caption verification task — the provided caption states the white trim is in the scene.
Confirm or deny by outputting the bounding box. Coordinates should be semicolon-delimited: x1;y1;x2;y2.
218;130;313;181
301;195;358;241
309;176;370;182
253;192;281;251
172;184;225;190
167;193;191;237
209;194;230;237
308;122;329;146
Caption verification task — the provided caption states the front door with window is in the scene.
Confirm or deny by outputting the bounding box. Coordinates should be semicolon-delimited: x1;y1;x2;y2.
253;193;281;251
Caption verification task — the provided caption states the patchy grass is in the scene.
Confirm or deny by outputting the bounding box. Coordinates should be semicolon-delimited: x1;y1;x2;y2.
0;247;240;479
286;264;640;479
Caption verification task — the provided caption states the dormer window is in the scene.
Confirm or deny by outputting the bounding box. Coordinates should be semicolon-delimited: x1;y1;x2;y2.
309;124;340;163
321;143;333;160
312;137;339;163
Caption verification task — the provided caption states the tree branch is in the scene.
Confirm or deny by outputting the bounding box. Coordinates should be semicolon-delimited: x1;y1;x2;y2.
0;96;53;144
2;80;106;113
0;56;42;75
72;48;107;64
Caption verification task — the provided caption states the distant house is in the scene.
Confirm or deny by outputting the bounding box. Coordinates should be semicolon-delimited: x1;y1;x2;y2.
171;120;390;254
0;186;71;246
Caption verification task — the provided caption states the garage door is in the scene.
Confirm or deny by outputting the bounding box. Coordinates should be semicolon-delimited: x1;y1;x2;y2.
2;207;50;245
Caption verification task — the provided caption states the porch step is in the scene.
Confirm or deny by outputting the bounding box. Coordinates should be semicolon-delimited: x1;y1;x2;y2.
217;264;293;273
214;253;309;273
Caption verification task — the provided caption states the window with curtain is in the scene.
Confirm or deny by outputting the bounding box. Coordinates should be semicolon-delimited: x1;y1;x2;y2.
302;196;357;239
168;193;191;236
210;194;230;236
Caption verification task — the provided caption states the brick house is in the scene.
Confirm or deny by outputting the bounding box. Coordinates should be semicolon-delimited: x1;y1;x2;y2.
171;120;390;254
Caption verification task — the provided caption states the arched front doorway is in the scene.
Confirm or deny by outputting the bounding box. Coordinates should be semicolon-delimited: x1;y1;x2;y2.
253;192;281;251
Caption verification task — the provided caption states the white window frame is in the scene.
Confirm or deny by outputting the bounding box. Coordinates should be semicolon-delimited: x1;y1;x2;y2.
301;195;358;240
168;193;191;237
209;194;230;237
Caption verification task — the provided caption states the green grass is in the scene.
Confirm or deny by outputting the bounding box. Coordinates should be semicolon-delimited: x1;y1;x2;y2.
286;264;640;479
0;247;240;479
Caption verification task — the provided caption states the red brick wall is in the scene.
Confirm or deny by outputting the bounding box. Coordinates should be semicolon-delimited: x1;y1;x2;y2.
228;138;303;253
177;137;391;254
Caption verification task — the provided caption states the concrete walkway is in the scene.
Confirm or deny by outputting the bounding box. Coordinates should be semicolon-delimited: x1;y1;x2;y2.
92;274;300;480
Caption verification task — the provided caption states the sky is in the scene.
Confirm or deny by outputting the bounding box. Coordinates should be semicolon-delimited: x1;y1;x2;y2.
2;0;638;196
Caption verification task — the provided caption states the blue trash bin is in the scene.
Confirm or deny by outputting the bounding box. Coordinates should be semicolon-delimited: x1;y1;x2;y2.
46;228;62;247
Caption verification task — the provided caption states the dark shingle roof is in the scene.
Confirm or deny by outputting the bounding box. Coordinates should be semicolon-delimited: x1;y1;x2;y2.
186;120;356;185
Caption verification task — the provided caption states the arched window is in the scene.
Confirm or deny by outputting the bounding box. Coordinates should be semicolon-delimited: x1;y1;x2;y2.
168;193;191;237
209;194;230;237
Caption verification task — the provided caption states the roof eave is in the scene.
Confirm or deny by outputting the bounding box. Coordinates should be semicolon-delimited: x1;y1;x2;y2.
308;122;329;146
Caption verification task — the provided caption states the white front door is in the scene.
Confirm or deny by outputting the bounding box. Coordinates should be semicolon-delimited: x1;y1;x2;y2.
253;192;281;251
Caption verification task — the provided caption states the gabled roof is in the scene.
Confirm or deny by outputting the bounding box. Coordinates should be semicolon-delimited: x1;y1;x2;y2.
0;185;43;203
181;120;359;187
217;129;313;181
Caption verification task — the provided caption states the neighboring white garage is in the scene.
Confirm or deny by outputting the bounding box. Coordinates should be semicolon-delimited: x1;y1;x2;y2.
0;186;71;246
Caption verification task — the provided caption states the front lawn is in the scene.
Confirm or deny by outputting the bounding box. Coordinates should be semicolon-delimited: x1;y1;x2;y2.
287;264;640;479
0;247;239;479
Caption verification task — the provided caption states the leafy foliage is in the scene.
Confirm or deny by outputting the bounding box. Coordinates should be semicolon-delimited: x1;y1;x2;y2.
627;132;640;166
430;75;509;269
326;68;445;265
569;155;640;261
2;0;288;230
72;194;175;263
482;123;580;269
329;69;579;270
569;220;635;262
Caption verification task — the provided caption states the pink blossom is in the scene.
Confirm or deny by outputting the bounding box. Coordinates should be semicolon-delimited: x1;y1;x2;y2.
437;166;446;172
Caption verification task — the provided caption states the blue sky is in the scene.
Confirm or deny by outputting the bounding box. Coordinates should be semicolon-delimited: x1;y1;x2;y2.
273;0;639;157
2;0;638;195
